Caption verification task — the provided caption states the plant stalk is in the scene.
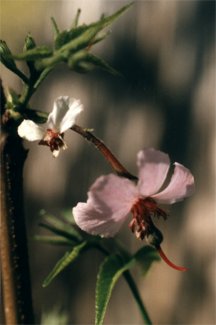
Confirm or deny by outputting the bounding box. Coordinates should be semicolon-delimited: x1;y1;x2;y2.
0;83;34;324
71;124;137;181
124;271;152;325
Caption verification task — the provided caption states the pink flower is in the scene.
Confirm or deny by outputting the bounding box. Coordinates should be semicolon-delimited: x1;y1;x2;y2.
18;96;83;157
73;148;195;271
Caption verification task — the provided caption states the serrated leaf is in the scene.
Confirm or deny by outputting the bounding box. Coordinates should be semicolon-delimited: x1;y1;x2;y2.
95;254;134;325
95;245;159;325
134;246;160;275
43;241;87;287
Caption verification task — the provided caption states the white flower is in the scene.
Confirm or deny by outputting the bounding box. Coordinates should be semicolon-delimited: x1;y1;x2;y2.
18;96;83;157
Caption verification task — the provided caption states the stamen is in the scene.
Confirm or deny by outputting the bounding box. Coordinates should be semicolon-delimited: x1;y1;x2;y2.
157;246;188;272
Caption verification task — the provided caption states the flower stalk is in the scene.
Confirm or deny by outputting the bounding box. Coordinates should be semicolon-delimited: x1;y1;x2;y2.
71;124;137;181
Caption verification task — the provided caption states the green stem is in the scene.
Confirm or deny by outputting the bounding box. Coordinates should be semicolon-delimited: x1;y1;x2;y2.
19;83;34;108
124;271;152;325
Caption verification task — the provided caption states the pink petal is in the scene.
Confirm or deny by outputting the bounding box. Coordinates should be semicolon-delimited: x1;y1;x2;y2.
88;174;138;212
137;148;170;197
152;163;195;204
73;202;127;237
73;174;138;237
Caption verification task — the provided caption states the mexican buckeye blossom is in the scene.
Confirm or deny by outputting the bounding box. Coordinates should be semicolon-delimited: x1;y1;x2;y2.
18;96;83;157
73;148;195;271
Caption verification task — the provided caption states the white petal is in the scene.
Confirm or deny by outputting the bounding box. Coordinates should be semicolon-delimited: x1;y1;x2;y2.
52;149;60;158
47;96;83;132
59;97;83;133
17;120;44;141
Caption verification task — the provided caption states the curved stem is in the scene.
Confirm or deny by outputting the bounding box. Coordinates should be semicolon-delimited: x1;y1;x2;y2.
71;124;137;181
124;271;152;325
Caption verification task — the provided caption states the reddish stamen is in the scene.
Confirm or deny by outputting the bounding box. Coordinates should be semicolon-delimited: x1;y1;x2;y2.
157;246;188;272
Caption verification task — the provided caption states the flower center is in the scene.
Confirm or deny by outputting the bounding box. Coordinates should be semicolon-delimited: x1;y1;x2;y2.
129;197;166;244
39;129;67;154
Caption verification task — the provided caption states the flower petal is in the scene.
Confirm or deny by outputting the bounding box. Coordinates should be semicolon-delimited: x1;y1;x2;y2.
137;148;170;197
17;120;44;141
152;163;195;204
47;96;83;132
88;174;138;212
59;97;83;133
73;202;127;237
73;174;138;237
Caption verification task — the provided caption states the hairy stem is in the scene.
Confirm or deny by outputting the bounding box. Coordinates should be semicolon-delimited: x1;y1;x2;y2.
0;83;34;324
71;124;137;181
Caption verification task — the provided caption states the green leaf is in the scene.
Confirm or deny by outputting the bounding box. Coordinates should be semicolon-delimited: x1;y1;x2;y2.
0;40;29;83
13;46;52;61
85;53;121;76
95;246;159;325
54;26;87;50
95;254;133;325
89;2;133;31
134;246;160;275
50;17;60;39
0;40;18;70
35;235;74;246
43;241;87;287
38;3;133;70
39;212;82;242
71;8;81;29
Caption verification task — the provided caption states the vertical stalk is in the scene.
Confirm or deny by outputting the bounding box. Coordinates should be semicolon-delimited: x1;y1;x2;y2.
123;271;152;325
0;84;34;324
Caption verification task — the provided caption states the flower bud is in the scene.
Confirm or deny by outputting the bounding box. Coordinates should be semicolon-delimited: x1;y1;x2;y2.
146;226;163;248
0;40;17;71
23;34;36;52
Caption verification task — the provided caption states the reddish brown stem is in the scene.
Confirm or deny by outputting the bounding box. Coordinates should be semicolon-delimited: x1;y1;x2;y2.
157;246;188;272
71;124;137;181
0;82;34;324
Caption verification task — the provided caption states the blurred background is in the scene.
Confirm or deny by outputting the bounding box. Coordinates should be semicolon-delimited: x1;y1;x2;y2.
1;1;215;324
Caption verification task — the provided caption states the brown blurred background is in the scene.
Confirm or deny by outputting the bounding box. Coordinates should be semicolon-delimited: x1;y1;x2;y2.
1;1;215;324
